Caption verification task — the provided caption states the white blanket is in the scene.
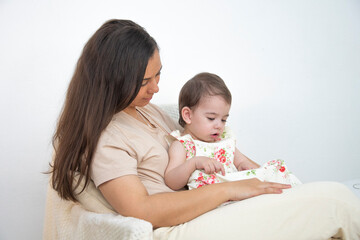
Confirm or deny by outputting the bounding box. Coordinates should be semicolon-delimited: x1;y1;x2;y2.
43;180;153;240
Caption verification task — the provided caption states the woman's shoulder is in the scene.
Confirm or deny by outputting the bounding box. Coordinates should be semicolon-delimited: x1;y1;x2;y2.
108;111;133;130
100;111;141;146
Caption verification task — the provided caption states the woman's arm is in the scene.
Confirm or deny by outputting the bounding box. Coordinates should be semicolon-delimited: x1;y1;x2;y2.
164;141;225;190
99;175;291;228
233;148;260;170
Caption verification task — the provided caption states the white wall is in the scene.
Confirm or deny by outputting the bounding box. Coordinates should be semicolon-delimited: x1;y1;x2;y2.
1;0;359;239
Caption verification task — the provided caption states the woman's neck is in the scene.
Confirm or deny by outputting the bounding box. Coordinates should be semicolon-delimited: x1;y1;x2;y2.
123;106;137;118
123;105;156;128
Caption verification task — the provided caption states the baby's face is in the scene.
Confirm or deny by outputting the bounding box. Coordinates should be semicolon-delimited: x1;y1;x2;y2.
185;95;230;142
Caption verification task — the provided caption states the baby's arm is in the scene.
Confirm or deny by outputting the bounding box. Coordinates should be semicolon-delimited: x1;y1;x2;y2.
165;141;225;190
164;141;195;190
233;148;260;171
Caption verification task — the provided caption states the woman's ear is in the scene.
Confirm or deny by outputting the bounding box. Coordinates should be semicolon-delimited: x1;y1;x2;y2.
181;107;192;124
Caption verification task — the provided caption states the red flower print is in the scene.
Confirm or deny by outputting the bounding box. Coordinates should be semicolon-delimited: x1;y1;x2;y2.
279;166;286;172
197;183;205;188
207;178;215;184
180;140;184;143
214;149;227;163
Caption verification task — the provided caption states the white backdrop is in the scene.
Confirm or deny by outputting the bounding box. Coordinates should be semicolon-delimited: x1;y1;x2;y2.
0;0;359;239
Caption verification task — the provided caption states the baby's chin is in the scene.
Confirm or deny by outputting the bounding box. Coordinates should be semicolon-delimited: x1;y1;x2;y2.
193;134;222;142
209;134;222;142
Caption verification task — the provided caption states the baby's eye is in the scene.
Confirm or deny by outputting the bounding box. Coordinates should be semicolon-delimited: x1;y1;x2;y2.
207;117;215;121
221;119;227;123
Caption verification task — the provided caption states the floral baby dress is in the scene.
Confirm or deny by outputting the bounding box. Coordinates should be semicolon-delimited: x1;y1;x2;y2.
170;127;301;190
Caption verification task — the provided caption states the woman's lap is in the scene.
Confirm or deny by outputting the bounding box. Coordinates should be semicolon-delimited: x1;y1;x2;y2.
154;182;360;240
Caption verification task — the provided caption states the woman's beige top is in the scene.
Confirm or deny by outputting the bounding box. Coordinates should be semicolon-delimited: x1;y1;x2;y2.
90;103;180;195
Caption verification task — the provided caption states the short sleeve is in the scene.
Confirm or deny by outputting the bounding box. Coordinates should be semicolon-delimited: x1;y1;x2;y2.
90;104;180;195
91;127;138;188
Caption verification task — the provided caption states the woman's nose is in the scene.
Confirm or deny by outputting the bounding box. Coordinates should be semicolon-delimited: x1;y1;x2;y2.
148;78;159;93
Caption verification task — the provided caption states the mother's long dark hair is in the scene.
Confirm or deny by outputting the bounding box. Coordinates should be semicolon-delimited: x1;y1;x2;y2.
51;19;158;201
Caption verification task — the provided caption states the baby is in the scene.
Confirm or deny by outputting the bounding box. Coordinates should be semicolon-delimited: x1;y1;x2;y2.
164;72;301;190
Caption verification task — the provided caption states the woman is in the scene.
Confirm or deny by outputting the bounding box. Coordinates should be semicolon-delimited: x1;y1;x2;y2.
50;19;360;239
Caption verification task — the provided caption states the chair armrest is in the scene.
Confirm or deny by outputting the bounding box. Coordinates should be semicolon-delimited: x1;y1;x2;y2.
43;180;153;240
71;204;153;240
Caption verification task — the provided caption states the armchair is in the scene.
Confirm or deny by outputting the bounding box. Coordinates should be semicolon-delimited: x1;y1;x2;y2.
43;104;179;240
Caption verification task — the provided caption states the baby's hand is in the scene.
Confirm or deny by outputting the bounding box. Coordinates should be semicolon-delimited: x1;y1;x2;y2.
194;156;225;176
238;160;260;171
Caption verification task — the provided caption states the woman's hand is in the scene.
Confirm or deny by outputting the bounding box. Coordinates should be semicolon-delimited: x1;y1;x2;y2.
194;156;225;176
224;178;291;201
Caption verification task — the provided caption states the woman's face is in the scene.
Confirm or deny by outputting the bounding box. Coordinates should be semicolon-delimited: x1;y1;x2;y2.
129;49;162;108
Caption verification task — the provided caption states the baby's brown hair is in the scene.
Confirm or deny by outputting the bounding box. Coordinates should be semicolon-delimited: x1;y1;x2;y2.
178;72;232;127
